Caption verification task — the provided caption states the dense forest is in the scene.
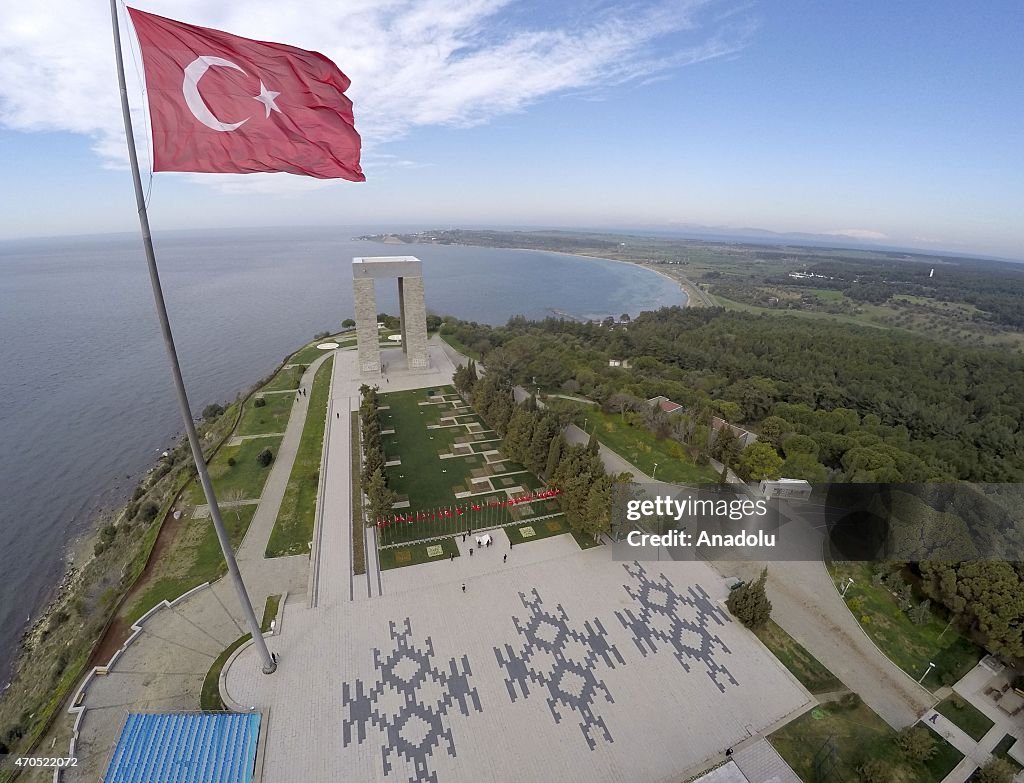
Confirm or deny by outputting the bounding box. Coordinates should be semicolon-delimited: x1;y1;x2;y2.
442;307;1024;483
442;307;1024;658
775;256;1024;328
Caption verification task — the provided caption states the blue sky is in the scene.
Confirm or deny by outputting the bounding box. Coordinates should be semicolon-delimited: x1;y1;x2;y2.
1;0;1021;258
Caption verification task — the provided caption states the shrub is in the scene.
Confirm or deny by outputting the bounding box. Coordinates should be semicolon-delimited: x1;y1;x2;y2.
202;403;225;419
93;542;106;556
257;448;274;467
227;456;237;467
101;524;117;540
253;397;267;408
839;692;862;709
896;726;936;761
342;319;355;328
858;759;894;783
977;758;1016;783
139;502;159;522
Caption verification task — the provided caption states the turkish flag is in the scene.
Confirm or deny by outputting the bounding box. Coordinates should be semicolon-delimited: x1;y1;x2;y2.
127;7;363;181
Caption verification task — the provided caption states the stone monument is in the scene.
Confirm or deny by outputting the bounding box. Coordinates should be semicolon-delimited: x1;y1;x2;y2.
352;256;429;374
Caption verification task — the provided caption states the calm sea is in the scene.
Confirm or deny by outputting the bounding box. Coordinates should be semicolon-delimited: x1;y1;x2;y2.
0;226;684;683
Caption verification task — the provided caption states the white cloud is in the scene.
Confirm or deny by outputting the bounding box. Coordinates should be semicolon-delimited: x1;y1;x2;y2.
0;0;753;191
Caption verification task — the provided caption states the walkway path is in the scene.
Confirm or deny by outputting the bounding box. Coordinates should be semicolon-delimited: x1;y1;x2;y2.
313;340;458;607
63;353;332;782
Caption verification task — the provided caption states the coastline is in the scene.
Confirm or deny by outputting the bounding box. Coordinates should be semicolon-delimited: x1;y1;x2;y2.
366;237;708;310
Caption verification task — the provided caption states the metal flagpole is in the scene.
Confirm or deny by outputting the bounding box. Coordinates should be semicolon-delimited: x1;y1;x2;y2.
109;0;276;674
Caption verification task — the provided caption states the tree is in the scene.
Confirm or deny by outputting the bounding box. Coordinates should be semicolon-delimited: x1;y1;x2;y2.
758;416;791;449
545;434;564;480
976;759;1015;783
895;726;936;761
780;452;829;482
256;447;274;467
202;403;225;419
726;568;772;629
502;407;535;464
711;424;741;467
858;759;895;783
587;430;600;455
425;314;443;331
365;468;397;525
738;442;783;481
583;475;614;542
527;414;558;475
620;313;631;323
782;434;819;458
342;318;355;328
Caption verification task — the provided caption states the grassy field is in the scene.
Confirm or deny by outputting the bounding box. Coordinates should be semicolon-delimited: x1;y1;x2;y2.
236;392;293;436
290;343;343;365
573;406;719;484
934;695;994;741
184;435;281;505
380;537;460;570
266;356;333;557
376;387;558;545
261;365;305;392
505;514;570;545
754;620;845;694
770;697;963;783
199;594;279;710
125;503;257;624
827;561;982;690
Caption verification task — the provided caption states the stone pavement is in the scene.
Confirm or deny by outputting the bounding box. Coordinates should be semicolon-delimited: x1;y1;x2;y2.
226;548;812;783
313;341;458;607
63;354;332;782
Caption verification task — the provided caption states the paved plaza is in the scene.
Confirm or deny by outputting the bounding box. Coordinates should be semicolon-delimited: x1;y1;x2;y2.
225;547;812;783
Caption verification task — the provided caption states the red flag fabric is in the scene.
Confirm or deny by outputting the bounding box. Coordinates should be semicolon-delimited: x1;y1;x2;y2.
127;7;363;180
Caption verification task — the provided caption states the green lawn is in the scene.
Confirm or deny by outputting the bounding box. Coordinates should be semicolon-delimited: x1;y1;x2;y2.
770;697;962;783
827;561;983;690
754;620;845;694
574;406;719;484
934;695;994;742
185;435;281;506
125;503;257;624
505;515;570;545
261;365;305;392
266;356;333;557
236;392;293;436
375;388;560;545
920;724;968;781
380;537;460;570
290;343;341;365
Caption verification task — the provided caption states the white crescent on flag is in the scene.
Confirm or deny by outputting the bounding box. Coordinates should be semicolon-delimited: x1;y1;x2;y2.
182;55;249;131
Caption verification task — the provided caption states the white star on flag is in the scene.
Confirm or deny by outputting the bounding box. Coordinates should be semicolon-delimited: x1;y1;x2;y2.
253;81;281;118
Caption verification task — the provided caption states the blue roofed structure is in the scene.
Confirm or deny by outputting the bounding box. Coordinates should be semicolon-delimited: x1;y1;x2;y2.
103;712;261;783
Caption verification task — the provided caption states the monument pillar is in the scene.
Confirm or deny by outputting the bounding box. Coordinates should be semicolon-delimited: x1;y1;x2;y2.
352;257;429;374
353;276;380;375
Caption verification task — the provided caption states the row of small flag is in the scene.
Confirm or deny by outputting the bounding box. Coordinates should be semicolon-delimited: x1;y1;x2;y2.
375;488;563;528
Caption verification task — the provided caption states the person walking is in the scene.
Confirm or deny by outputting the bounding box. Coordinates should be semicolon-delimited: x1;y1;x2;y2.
503;553;507;563
450;553;454;562
469;548;473;557
461;583;466;593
